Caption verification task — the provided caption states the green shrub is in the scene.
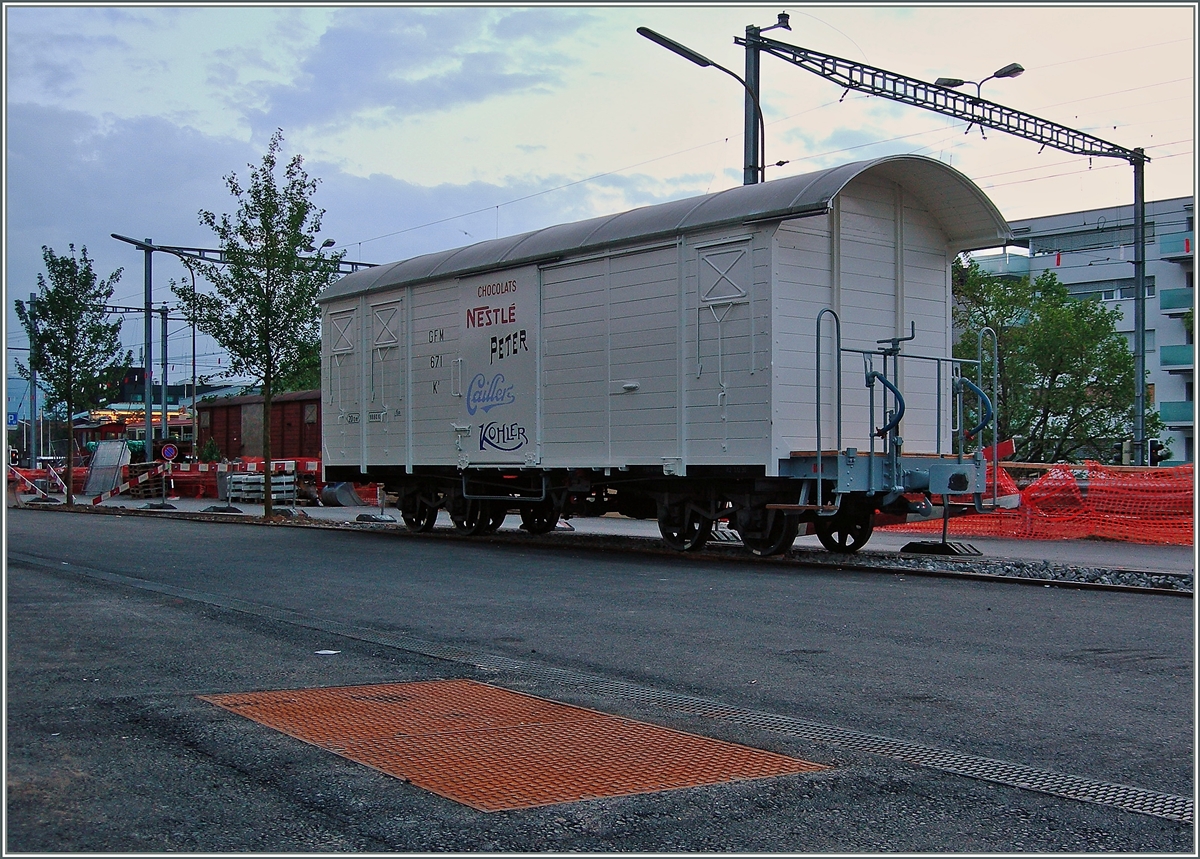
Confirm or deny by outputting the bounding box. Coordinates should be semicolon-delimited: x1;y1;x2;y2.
198;437;221;462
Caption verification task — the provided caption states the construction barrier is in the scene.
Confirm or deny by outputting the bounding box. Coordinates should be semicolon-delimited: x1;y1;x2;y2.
89;463;167;505
8;458;322;502
879;461;1194;545
8;465;53;500
7;465;90;494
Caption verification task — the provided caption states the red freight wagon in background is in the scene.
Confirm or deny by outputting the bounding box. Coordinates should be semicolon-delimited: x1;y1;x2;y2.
196;389;321;461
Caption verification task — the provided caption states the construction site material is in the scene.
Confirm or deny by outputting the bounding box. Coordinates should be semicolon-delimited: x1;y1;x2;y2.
89;463;166;505
83;441;131;497
125;462;167;499
880;462;1194;545
227;473;298;504
321;482;369;507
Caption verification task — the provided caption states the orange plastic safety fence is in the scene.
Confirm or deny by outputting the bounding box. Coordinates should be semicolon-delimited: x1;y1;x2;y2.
972;463;1022;502
879;462;1194;545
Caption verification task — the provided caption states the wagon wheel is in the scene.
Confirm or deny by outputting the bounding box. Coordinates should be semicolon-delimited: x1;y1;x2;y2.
451;498;493;536
814;511;875;553
480;501;508;534
400;496;438;532
738;511;800;557
658;505;712;552
520;503;558;535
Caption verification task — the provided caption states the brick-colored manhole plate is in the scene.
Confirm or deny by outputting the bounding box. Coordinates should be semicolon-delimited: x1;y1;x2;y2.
199;679;826;811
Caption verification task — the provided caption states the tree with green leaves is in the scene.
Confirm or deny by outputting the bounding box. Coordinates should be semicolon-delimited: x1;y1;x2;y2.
953;259;1158;463
174;129;342;517
15;245;131;504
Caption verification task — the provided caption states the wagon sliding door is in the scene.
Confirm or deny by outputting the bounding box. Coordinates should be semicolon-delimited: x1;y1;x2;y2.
364;298;406;467
608;246;680;464
685;238;770;464
456;266;539;467
323;305;361;469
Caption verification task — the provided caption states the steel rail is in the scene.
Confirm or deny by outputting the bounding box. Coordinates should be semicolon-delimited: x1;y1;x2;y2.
22;503;1194;598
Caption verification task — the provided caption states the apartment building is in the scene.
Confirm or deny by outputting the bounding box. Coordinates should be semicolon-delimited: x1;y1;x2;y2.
974;196;1194;465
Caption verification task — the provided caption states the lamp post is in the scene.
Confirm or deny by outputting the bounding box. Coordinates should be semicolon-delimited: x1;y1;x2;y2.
638;26;768;184
28;292;38;469
180;260;197;459
110;234;158;454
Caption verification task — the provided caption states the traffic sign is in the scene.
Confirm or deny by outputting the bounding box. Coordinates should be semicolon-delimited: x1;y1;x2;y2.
6;412;17;428
160;442;178;461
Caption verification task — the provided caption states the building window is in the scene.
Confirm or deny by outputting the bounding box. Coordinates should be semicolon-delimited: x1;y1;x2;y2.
1067;276;1154;302
199;411;210;428
1030;222;1155;255
1122;330;1157;352
303;403;318;424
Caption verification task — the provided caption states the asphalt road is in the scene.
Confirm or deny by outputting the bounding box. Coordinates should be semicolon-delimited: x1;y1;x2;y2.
5;506;1194;852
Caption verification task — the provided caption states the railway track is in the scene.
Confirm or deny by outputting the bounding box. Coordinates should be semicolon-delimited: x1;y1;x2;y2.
33;502;1194;598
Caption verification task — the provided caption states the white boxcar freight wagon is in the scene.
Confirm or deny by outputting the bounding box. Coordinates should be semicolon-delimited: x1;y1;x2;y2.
319;154;1010;555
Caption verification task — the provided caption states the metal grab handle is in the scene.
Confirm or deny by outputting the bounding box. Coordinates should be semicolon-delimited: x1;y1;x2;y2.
867;371;905;438
960;377;993;440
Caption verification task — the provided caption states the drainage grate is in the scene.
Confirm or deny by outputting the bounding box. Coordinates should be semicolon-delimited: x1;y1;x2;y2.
200;679;826;812
474;660;1195;824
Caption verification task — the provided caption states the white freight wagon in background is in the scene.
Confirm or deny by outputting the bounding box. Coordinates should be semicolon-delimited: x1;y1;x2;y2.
319;154;1010;555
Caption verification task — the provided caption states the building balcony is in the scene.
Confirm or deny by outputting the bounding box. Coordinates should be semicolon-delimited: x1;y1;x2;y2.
1159;230;1194;262
973;251;1030;280
1159;400;1194;427
1159;343;1194;372
1160;287;1194;318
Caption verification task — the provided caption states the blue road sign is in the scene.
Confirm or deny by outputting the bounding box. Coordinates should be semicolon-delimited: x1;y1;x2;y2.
6;412;17;428
161;443;178;460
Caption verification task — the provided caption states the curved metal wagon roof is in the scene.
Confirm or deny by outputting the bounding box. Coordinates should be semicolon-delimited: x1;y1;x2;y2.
319;154;1010;303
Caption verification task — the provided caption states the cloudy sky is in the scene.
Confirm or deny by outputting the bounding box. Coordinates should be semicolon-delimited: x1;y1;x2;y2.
4;3;1195;390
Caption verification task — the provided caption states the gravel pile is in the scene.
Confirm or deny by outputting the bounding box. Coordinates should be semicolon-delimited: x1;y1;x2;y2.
785;544;1194;594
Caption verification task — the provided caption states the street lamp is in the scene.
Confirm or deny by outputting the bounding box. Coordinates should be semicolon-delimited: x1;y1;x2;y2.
935;62;1025;99
935;63;1024;139
638;26;768;183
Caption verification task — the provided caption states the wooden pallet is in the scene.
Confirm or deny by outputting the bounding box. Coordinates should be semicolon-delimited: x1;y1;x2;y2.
124;463;165;499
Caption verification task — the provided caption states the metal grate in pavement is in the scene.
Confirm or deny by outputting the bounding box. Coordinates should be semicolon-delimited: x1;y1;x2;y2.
200;679;827;812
